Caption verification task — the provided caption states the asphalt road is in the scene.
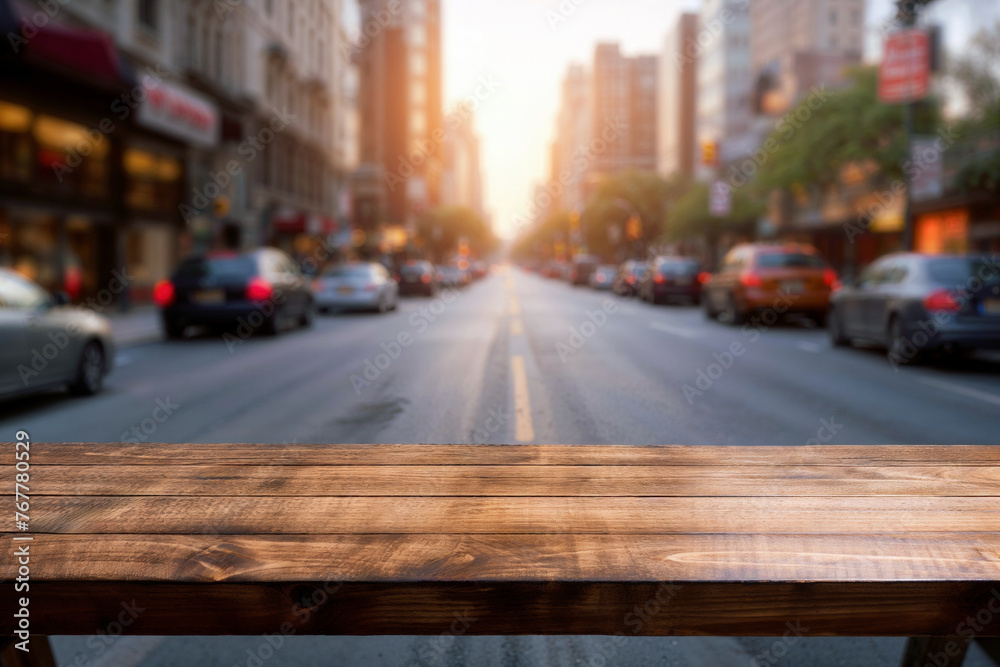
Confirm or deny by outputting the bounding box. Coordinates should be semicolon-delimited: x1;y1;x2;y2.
4;267;999;667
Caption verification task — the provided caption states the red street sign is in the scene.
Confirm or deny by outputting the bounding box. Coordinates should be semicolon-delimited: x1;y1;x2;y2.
879;28;930;104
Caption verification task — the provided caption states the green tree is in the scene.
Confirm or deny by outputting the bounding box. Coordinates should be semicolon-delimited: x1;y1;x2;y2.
416;206;496;262
949;22;1000;193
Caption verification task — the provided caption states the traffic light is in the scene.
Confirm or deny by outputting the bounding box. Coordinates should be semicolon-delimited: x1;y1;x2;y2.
625;216;642;241
702;141;717;167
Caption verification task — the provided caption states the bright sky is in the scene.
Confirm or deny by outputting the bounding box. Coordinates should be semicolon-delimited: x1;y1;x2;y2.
440;0;997;239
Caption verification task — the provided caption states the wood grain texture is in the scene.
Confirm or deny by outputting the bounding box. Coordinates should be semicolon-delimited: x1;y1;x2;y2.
1;533;998;583
1;443;999;639
9;464;1000;497
6;443;1000;467
9;495;1000;535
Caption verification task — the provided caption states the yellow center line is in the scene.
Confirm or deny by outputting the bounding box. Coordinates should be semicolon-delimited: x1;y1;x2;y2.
510;355;536;443
509;296;520;316
510;318;524;336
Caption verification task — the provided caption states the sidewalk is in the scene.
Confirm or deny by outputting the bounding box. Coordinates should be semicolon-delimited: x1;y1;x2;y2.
108;307;163;347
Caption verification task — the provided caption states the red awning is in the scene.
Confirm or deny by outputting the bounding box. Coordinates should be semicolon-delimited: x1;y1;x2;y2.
5;1;128;89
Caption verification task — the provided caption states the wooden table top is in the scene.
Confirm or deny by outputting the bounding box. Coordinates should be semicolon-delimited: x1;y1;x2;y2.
3;443;1000;637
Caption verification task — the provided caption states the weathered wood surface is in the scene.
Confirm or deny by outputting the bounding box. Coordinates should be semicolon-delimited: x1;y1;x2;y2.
2;443;999;638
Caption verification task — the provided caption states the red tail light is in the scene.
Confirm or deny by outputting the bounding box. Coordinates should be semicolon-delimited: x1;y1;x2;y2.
923;289;960;312
626;275;636;284
654;274;666;285
421;273;432;284
246;277;273;301
311;279;323;292
740;272;763;288
153;280;175;308
698;272;712;285
822;269;838;287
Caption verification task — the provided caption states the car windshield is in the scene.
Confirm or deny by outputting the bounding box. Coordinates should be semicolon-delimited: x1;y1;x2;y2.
174;256;255;279
401;264;430;275
324;266;372;278
659;261;699;273
756;253;825;269
927;258;1000;286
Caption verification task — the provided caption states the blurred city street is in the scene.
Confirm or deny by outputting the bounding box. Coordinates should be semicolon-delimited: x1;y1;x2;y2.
3;268;999;449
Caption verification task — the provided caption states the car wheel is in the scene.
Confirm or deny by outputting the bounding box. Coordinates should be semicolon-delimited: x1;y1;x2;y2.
887;316;920;366
299;304;314;328
812;311;828;328
725;294;745;326
377;296;390;314
69;341;105;396
260;311;279;336
828;307;850;347
703;292;719;320
164;321;186;340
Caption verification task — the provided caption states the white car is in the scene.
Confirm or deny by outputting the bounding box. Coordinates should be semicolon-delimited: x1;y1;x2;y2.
312;263;399;314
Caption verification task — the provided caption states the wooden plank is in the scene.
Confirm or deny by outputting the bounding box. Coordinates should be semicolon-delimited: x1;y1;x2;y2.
9;464;1000;497
3;533;998;583
8;496;1000;535
6;443;1000;467
3;581;998;637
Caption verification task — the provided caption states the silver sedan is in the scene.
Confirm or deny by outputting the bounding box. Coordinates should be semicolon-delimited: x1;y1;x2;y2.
0;268;114;400
313;263;399;314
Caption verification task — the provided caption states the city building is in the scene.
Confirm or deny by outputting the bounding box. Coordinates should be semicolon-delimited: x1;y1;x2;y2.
694;0;752;175
550;63;590;214
658;12;698;180
441;109;484;221
0;0;355;305
750;0;864;118
353;0;442;239
589;43;657;194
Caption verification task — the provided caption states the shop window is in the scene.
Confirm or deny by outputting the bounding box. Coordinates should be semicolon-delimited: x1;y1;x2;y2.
138;0;159;33
124;147;182;211
32;115;109;197
0;101;33;182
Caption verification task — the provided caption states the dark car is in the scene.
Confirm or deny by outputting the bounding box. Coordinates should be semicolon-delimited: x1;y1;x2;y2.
613;260;649;297
589;265;618;291
155;249;314;339
703;243;837;326
829;253;1000;363
639;257;707;305
568;254;599;286
398;260;439;296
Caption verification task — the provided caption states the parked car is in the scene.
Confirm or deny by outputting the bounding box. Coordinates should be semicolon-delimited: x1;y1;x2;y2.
829;253;1000;362
312;262;399;314
613;260;649;297
589;265;618;291
568;254;600;286
470;261;488;280
703;243;837;326
398;260;439;297
640;257;708;305
438;264;471;288
0;268;113;398
155;249;314;339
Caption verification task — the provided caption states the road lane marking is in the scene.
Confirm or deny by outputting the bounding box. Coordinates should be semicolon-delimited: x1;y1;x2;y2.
505;278;515;290
511;355;536;442
649;322;698;339
511;318;524;336
917;376;1000;408
509;296;521;316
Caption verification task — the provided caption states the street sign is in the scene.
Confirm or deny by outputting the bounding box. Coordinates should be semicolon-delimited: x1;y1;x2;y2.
710;181;731;217
879;28;930;104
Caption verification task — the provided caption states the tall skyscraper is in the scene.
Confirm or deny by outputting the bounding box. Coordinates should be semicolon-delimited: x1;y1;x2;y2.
550;64;591;214
354;0;442;233
589;44;658;194
695;0;752;175
658;12;698;180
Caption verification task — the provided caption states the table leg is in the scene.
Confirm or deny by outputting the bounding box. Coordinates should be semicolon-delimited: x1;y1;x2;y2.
0;637;56;667
902;637;971;667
